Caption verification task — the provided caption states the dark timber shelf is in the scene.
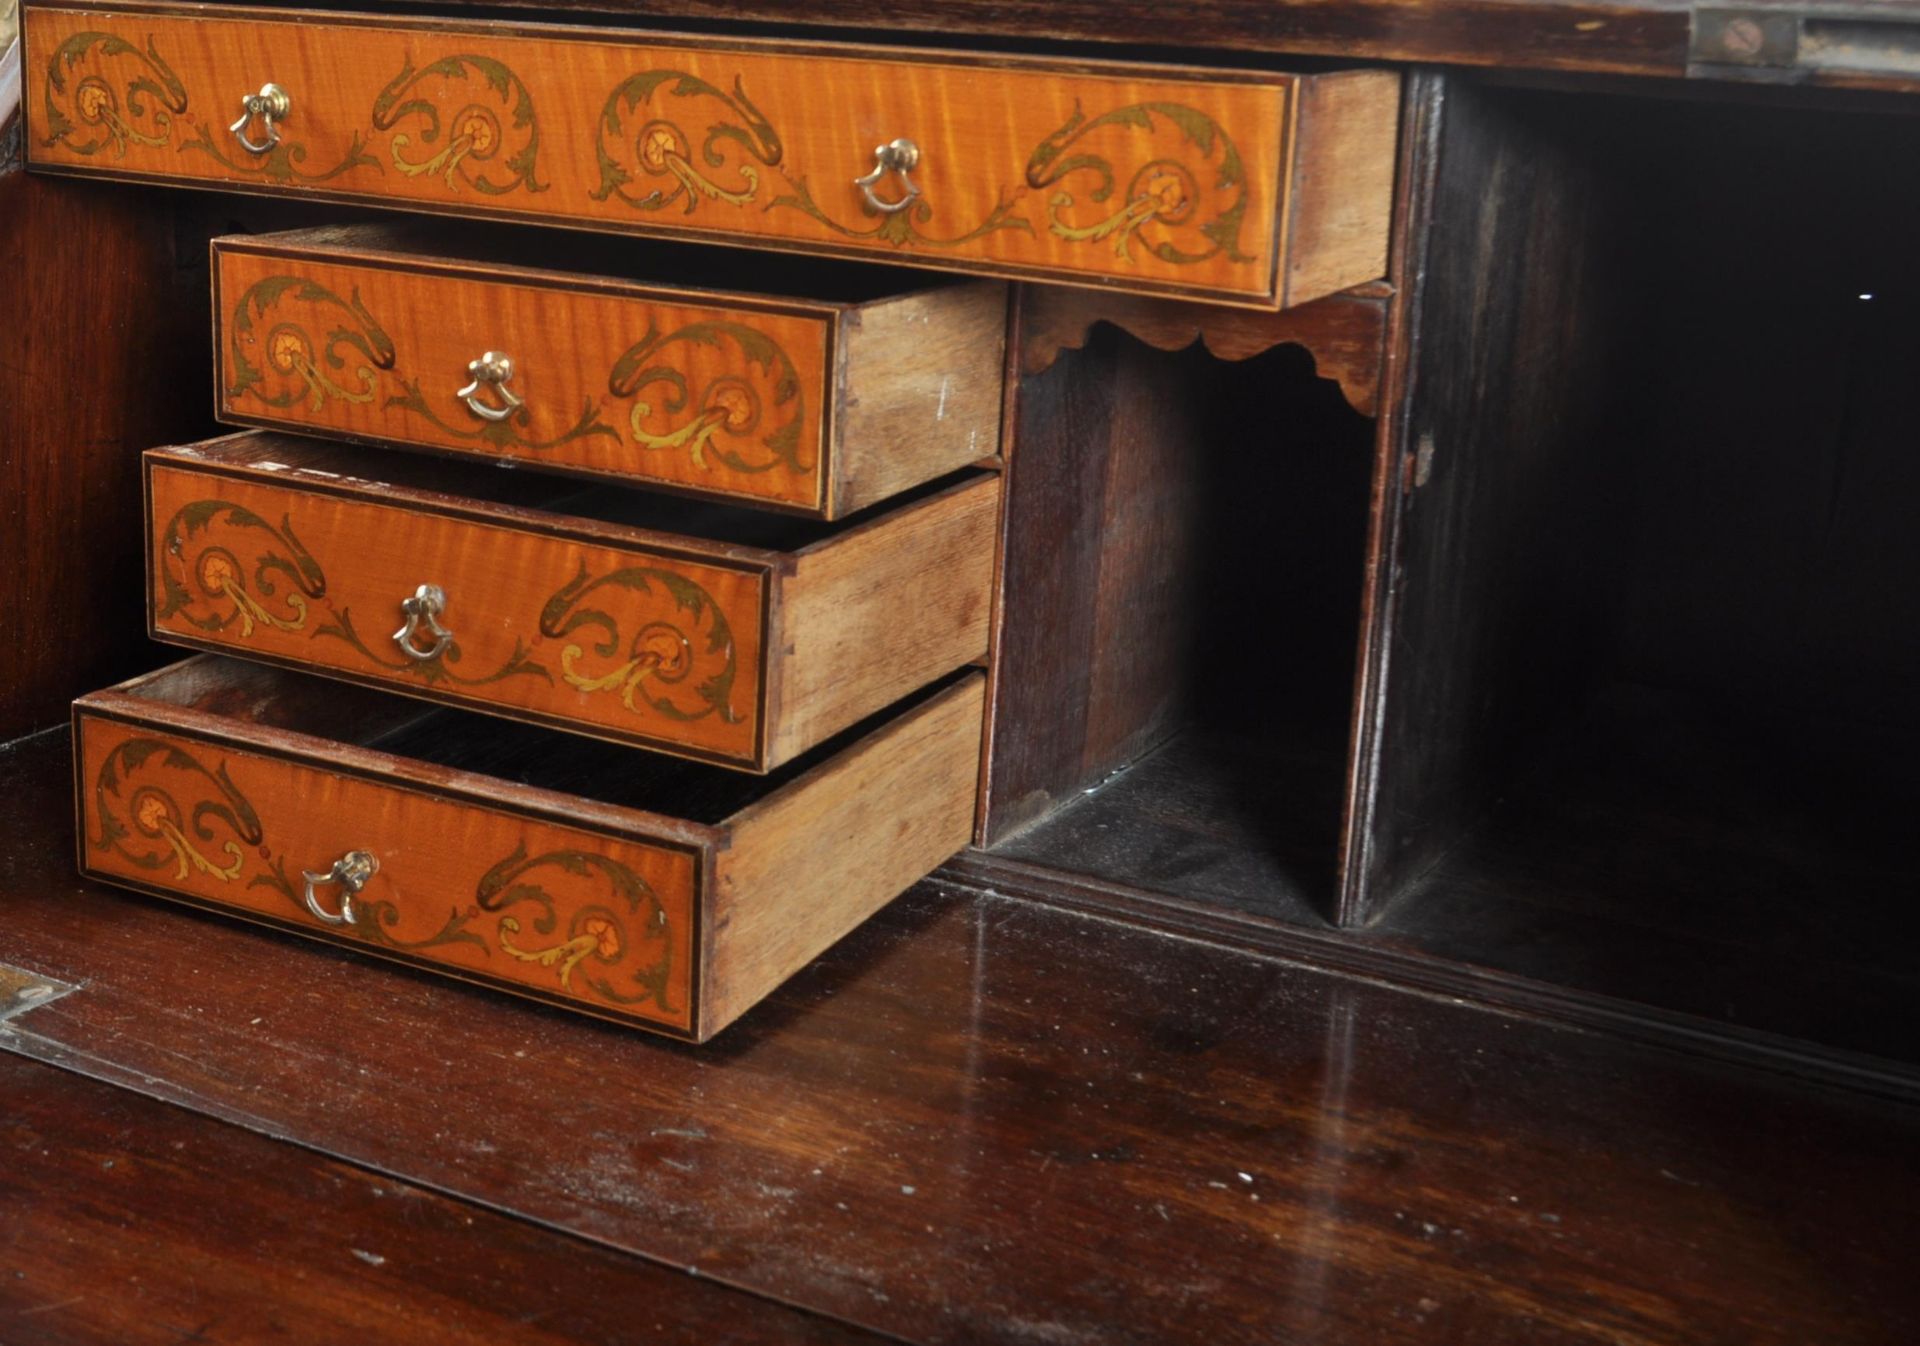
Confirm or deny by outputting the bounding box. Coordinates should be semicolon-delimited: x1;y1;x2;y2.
970;684;1920;1082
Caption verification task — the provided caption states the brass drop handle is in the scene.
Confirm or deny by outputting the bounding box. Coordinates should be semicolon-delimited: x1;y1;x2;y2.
392;583;453;662
854;138;921;214
303;850;378;926
457;350;523;423
229;83;291;155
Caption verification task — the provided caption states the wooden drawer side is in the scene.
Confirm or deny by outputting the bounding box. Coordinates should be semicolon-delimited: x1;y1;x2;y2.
832;282;1009;514
705;673;985;1037
770;474;1000;763
73;705;705;1035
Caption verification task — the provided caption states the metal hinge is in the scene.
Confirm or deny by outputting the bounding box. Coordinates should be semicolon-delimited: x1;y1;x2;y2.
1693;5;1920;79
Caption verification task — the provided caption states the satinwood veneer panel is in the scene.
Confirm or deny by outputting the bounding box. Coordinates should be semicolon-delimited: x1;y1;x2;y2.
212;225;1007;517
144;432;998;770
74;656;986;1040
24;0;1399;308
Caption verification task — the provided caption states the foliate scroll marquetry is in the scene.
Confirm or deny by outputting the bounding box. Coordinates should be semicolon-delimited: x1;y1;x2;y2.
592;70;782;213
157;496;550;690
483;843;678;1014
85;728;686;1013
155;499;327;639
610;320;808;477
42;31;552;191
225;274;397;414
223;272;815;478
153;494;748;727
372;54;548;197
38;30;186;158
31;7;1340;305
539;560;742;727
89;735;263;884
1025;101;1254;268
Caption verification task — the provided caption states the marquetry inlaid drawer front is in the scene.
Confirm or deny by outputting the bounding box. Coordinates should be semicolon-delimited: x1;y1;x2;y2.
75;658;988;1040
27;1;1400;308
212;227;1008;517
146;433;999;771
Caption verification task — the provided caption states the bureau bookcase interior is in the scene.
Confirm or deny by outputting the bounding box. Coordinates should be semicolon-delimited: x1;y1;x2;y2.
9;1;1919;1080
970;78;1920;1073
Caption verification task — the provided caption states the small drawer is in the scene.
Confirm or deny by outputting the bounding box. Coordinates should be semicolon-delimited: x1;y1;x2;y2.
26;1;1399;309
146;432;998;771
74;656;985;1040
213;225;1008;518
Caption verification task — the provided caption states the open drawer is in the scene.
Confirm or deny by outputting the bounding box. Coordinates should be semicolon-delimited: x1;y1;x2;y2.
25;0;1399;309
212;225;1008;518
145;432;999;771
74;656;986;1040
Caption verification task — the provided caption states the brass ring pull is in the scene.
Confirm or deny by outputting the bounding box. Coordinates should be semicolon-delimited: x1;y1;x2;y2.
392;583;453;662
228;83;291;155
303;850;378;926
854;138;921;215
456;350;523;423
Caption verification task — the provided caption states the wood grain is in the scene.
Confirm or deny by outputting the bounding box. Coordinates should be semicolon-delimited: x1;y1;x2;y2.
0;1052;890;1346
833;279;1008;513
1282;70;1402;310
144;432;996;771
213;225;1006;517
77;665;708;1035
4;723;1916;1346
0;126;211;741
146;440;771;765
772;474;998;764
708;673;984;1036
981;323;1205;842
1018;283;1389;416
73;655;987;1042
23;0;1398;309
355;0;1699;83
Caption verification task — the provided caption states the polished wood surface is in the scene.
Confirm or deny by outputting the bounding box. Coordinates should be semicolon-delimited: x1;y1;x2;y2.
12;3;1920;1337
0;124;212;742
0;1052;886;1345
213;224;1007;517
145;432;997;771
983;315;1372;847
3;728;1917;1346
980;317;1203;842
25;1;1400;307
1356;77;1625;919
1019;283;1389;417
75;656;985;1041
369;0;1701;83
954;704;1920;1093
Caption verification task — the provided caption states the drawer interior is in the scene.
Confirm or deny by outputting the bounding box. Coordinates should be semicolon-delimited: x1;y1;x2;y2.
222;220;948;307
130;655;966;824
185;431;986;552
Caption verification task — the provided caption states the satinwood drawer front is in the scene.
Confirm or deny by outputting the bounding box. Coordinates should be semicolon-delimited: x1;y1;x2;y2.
212;226;1008;518
74;657;987;1041
146;433;998;771
26;0;1400;309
